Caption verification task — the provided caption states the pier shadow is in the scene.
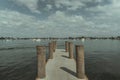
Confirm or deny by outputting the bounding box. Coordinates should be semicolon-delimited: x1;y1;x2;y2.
61;55;69;59
60;67;76;77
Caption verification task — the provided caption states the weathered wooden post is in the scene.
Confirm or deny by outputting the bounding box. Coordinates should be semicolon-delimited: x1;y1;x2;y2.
52;41;55;52
36;46;46;80
55;41;57;50
76;45;85;79
52;41;57;52
65;41;69;52
68;42;74;59
49;42;53;59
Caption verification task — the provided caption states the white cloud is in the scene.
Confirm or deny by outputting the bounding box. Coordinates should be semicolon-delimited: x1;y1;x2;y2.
85;0;120;13
0;10;44;33
48;11;87;27
85;0;120;32
46;4;53;10
55;0;85;10
0;9;97;37
54;0;105;10
11;0;40;13
1;0;120;37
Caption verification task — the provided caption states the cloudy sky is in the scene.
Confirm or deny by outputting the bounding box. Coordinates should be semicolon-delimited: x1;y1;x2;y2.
0;0;120;37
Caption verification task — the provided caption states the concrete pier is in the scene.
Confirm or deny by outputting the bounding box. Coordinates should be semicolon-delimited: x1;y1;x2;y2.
35;42;88;80
45;49;88;80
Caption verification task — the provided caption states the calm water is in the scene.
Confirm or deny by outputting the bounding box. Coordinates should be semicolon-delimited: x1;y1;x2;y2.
0;40;120;80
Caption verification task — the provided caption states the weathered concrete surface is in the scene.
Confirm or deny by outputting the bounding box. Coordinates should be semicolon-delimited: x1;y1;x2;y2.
44;49;88;80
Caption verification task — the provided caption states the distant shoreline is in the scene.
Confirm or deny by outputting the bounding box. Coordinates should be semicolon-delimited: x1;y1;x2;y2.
0;36;120;40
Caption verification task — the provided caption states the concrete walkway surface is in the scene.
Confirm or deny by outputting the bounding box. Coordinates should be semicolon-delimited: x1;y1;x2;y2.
42;49;88;80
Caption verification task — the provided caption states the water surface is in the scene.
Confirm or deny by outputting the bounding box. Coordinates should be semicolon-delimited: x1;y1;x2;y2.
0;40;120;80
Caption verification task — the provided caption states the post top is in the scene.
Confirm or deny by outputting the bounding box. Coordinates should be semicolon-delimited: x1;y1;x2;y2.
49;42;52;44
69;42;73;44
76;45;84;47
36;45;45;48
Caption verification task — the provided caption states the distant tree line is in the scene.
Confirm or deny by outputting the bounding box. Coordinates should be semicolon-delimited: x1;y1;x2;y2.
0;36;120;40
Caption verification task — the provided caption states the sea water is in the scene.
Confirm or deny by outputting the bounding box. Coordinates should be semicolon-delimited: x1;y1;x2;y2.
0;39;120;80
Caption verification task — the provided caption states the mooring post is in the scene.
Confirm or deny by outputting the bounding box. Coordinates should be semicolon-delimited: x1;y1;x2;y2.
65;41;69;52
52;41;56;52
68;42;74;59
49;42;53;59
36;46;46;80
55;41;57;50
54;41;56;50
76;45;85;79
52;41;54;52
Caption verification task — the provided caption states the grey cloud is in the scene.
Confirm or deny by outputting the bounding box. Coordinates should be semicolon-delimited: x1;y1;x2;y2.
0;0;120;37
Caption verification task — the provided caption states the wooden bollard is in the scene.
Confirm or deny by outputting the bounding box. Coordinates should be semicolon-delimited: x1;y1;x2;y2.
76;45;85;79
36;46;46;79
54;41;57;49
52;41;56;52
65;41;69;52
55;41;57;49
52;41;55;52
68;42;74;59
54;41;57;51
49;43;53;59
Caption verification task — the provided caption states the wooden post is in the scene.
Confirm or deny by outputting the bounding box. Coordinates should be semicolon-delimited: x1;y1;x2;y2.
76;45;85;79
52;41;56;52
55;41;57;50
36;46;46;79
49;43;53;59
54;41;57;49
68;42;74;59
52;41;55;52
65;41;69;52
